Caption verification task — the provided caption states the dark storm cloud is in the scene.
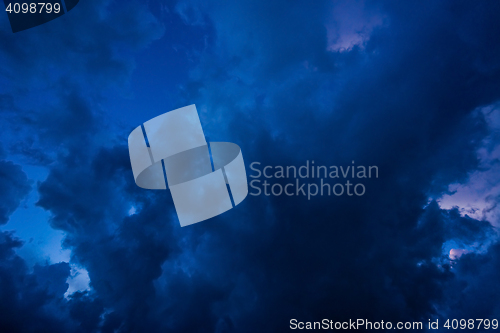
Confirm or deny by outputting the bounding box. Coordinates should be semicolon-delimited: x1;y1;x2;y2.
2;0;500;332
0;231;72;332
36;144;181;331
0;0;164;87
38;0;500;330
0;0;166;331
0;159;31;225
442;242;500;320
147;0;500;330
0;230;104;332
0;0;165;160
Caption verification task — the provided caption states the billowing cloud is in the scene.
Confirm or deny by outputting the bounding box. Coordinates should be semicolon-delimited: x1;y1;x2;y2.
0;231;71;332
0;158;31;225
1;0;500;331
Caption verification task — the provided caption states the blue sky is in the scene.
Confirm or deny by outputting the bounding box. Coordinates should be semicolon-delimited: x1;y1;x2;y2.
1;0;500;331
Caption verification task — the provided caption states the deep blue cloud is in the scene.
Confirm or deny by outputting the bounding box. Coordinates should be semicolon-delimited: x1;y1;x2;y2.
0;157;31;225
1;0;500;332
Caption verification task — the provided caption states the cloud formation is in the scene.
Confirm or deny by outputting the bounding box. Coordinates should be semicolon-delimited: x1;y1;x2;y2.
1;0;500;332
0;157;31;225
